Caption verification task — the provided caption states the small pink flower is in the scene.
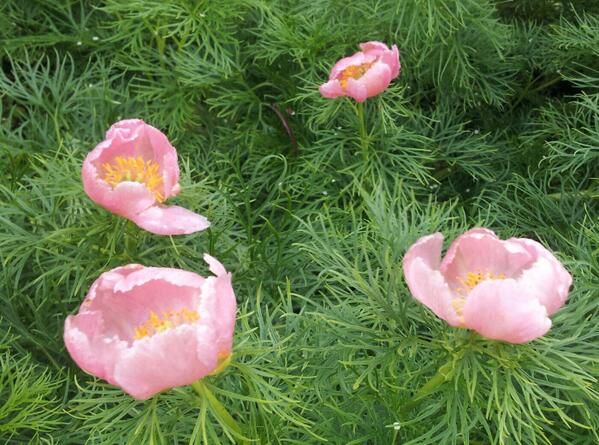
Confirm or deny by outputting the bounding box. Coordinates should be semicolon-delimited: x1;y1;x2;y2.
64;254;236;400
319;41;401;102
82;119;210;235
403;228;572;344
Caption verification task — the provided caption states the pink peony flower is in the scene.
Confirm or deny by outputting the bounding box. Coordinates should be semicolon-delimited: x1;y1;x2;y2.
64;254;236;400
403;228;572;344
82;119;210;235
319;41;401;102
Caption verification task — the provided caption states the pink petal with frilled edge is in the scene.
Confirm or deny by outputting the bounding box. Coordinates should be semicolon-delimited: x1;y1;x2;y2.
64;311;127;385
203;253;227;277
440;228;536;289
463;279;552;343
511;239;572;315
403;233;462;326
359;41;391;54
384;44;401;78
113;324;219;400
319;79;344;98
130;205;210;236
198;267;237;355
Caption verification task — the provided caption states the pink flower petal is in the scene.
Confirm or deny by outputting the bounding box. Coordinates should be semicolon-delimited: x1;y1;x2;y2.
384;44;401;79
198;276;236;356
403;233;462;326
356;61;392;98
113;324;219;400
359;41;391;54
440;228;535;289
511;239;572;315
64;312;127;384
319;79;344;98
329;52;375;80
463;279;551;343
114;267;205;294
143;124;180;199
345;78;369;103
203;254;227;277
130;205;210;236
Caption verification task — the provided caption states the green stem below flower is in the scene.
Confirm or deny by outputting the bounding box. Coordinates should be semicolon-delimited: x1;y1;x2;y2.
354;101;369;162
400;361;453;414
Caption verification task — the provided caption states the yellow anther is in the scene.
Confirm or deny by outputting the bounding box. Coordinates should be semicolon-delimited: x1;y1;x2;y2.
101;156;165;202
133;308;200;340
456;271;505;294
339;62;374;89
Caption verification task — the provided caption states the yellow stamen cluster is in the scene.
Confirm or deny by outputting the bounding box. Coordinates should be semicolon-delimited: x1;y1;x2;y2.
452;271;506;320
339;62;374;89
133;308;200;340
455;271;506;295
102;156;165;202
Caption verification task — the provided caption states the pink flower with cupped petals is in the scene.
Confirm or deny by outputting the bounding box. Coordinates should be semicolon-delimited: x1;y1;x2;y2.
82;119;210;235
64;254;236;400
403;228;572;344
319;41;401;102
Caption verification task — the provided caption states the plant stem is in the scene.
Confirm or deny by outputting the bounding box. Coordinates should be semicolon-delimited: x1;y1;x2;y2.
124;220;137;258
547;188;598;201
355;101;369;162
192;380;248;444
400;361;453;414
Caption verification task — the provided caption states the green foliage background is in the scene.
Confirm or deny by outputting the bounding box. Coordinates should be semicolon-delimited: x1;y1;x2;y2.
1;0;598;443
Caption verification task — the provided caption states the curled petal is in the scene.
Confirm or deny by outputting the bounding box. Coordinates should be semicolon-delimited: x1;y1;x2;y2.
130;205;210;236
511;239;572;315
198;274;236;356
64;312;127;384
319;79;344;99
203;253;227;277
384;45;401;78
463;280;551;343
403;233;462;326
356;61;392;98
359;41;391;54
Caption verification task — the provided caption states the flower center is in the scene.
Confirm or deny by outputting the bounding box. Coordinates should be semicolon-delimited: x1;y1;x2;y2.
102;156;165;202
455;271;506;295
451;271;506;320
133;308;200;340
339;62;374;89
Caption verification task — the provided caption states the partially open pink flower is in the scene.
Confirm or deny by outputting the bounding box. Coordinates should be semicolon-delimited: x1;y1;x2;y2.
82;119;210;235
403;228;572;344
319;41;400;102
64;254;236;400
